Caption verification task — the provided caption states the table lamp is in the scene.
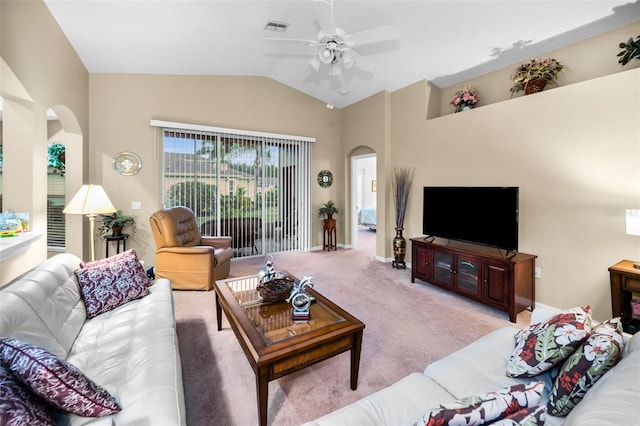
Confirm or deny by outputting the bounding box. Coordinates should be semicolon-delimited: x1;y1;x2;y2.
625;209;640;269
63;185;116;261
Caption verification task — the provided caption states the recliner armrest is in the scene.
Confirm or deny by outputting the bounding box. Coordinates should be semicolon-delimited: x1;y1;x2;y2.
201;236;232;249
156;246;215;255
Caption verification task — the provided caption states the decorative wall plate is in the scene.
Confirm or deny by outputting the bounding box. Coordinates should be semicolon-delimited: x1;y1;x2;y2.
317;170;333;188
112;152;142;176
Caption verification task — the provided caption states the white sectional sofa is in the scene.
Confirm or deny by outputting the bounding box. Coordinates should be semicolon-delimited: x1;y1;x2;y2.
0;253;186;425
305;308;640;425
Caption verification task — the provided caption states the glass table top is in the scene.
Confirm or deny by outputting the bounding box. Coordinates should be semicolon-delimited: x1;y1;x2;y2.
223;275;345;345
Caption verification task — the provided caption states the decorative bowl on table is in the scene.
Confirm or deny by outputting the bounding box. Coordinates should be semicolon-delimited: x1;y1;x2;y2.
256;273;294;303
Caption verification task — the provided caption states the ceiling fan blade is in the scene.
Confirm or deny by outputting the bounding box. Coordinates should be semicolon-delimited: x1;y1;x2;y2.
344;24;401;47
264;37;319;46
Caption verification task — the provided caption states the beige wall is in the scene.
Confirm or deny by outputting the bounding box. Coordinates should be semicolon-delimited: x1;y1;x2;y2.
89;74;341;265
0;0;89;284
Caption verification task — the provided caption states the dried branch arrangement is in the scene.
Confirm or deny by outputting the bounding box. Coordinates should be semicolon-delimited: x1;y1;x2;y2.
392;166;415;229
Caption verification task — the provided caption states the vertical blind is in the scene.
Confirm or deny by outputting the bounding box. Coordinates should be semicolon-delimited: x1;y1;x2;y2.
156;121;313;258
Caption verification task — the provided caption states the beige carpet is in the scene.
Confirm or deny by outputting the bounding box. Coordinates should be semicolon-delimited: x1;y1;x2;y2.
172;229;531;426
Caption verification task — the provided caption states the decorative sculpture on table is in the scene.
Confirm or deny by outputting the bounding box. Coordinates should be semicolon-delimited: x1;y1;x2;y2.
287;276;314;321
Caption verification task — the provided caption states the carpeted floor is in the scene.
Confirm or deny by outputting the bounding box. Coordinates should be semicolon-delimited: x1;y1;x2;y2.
172;229;530;425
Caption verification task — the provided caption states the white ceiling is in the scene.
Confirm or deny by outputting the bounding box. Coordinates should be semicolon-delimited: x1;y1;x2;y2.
43;0;640;108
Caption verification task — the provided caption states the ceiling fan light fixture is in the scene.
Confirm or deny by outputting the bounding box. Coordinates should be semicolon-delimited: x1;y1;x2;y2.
329;62;342;76
341;49;356;68
318;46;335;64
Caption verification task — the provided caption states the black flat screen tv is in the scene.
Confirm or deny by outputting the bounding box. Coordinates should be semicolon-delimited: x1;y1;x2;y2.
422;186;519;252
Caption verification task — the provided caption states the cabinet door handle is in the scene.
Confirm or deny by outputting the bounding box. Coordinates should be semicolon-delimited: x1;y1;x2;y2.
452;270;457;274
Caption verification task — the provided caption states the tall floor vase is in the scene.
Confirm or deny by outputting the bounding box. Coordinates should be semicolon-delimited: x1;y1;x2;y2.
392;227;407;269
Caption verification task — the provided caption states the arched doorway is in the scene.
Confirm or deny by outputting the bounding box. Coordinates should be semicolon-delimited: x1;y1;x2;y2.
350;151;377;254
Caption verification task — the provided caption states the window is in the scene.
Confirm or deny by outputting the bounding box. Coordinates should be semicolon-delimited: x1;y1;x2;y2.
47;144;66;250
154;120;314;258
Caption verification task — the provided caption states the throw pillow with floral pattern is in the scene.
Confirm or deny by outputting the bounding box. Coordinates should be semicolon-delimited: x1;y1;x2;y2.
412;381;544;426
491;405;547;425
506;306;592;378
547;317;624;416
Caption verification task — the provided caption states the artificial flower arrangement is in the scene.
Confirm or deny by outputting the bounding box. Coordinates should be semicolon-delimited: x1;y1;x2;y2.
450;86;479;112
510;57;564;96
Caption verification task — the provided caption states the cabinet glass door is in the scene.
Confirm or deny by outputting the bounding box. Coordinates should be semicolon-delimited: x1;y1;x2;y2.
433;251;453;287
455;256;480;296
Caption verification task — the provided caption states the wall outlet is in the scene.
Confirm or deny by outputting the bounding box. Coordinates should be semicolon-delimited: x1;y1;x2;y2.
131;201;142;210
535;267;542;279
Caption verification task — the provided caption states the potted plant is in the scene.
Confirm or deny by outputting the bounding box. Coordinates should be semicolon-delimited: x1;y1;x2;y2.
450;86;480;112
510;57;564;96
618;35;640;65
98;210;136;237
318;200;338;220
391;166;415;269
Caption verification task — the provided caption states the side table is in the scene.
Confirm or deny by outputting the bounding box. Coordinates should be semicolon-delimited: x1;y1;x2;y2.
105;234;129;257
323;219;336;251
608;259;640;334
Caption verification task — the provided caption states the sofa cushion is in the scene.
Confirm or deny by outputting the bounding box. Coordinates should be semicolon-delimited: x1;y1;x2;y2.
65;279;186;426
506;306;592;378
547;318;624;417
413;381;544;426
0;253;85;359
302;373;455;426
74;250;151;318
0;338;121;417
424;327;554;401
491;405;547;425
0;360;56;426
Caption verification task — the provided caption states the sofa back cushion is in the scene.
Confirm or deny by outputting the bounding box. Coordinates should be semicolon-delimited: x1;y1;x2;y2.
0;253;85;359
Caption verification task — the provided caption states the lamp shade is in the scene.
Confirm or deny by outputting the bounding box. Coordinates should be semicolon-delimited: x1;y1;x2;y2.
63;185;116;215
625;209;640;236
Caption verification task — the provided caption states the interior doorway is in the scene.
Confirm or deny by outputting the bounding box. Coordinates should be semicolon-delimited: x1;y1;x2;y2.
351;153;377;250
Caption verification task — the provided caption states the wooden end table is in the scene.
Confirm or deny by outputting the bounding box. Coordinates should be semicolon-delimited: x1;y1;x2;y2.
214;273;365;426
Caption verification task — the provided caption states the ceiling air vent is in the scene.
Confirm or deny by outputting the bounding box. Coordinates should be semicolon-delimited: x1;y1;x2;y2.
264;21;288;32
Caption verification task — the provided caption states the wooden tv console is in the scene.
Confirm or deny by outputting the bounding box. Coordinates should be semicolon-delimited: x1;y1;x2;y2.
411;238;537;322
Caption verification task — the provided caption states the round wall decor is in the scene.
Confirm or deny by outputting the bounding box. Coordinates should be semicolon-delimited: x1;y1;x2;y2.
112;152;142;176
317;170;333;188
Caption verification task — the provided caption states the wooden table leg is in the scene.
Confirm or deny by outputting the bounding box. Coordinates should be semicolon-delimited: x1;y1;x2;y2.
350;330;363;390
215;292;222;331
256;368;269;426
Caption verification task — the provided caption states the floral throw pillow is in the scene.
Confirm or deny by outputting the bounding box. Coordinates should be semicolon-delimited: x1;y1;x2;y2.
412;381;544;426
0;360;56;426
75;249;151;318
506;306;592;378
547;317;624;416
0;338;121;417
490;405;547;425
80;249;152;287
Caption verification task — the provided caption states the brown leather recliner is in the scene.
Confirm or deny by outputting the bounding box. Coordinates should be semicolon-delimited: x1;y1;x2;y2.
149;206;233;290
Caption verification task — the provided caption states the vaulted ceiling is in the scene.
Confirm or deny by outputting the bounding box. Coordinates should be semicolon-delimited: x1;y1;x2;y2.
43;0;640;108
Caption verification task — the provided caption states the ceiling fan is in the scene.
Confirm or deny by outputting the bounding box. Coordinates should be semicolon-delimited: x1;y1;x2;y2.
265;0;401;77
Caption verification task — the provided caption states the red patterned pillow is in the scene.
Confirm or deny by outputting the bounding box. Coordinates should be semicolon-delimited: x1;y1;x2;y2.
0;338;120;417
412;381;544;426
0;360;56;426
547;317;624;416
490;405;547;425
506;306;592;378
75;249;151;318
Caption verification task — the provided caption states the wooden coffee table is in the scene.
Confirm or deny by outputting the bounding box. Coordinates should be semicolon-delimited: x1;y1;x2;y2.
214;273;365;426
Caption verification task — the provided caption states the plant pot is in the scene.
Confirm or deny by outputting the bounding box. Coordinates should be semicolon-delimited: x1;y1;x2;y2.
524;79;547;95
392;227;407;269
111;226;123;237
